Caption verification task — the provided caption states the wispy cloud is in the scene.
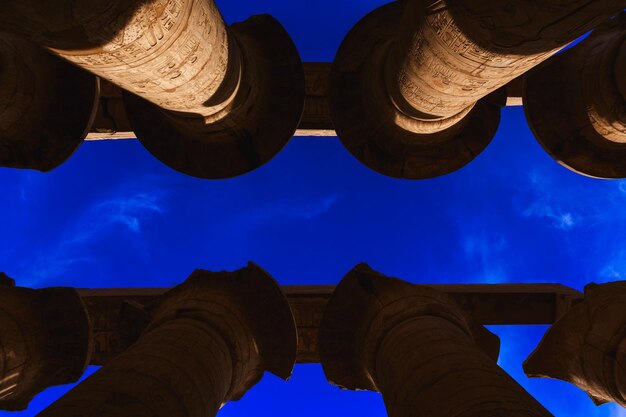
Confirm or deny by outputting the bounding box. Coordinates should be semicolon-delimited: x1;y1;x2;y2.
461;233;509;283
16;185;167;286
246;194;339;224
515;169;626;284
519;169;626;231
600;250;626;281
520;170;579;230
74;192;164;238
610;404;626;417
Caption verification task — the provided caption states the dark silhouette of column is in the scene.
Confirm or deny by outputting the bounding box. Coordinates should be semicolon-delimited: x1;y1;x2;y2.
0;283;92;411
524;281;626;407
524;14;626;178
0;34;98;171
329;0;625;179
319;264;553;417
37;263;297;417
0;0;304;179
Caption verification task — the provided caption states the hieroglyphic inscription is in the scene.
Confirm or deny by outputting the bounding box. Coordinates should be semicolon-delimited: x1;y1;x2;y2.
53;0;232;114
394;0;609;118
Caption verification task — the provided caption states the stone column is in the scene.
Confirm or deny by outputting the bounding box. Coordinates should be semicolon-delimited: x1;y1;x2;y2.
319;264;553;417
0;34;98;172
329;0;625;179
37;263;297;417
0;0;304;179
0;282;92;411
524;14;626;178
524;282;626;407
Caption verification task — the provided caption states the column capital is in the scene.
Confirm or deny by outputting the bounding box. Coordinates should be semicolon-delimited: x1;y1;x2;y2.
319;263;499;391
524;281;626;406
126;262;297;400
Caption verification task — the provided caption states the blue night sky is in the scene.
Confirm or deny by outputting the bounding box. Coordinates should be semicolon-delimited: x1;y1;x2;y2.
1;1;626;416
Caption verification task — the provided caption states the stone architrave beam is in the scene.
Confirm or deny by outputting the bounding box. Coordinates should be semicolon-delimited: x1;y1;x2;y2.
318;264;554;417
37;264;296;417
524;14;626;178
524;281;626;407
328;0;625;178
0;0;305;179
77;281;581;365
0;285;92;411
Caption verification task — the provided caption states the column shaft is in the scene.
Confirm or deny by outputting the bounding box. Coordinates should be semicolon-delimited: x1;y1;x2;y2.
377;317;547;417
390;0;624;120
0;34;98;171
2;0;234;116
0;0;305;179
523;15;626;178
328;0;624;178
36;264;297;417
0;286;92;411
38;318;235;417
319;264;553;417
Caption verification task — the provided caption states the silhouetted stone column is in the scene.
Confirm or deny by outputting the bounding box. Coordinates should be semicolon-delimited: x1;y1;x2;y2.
37;263;297;417
0;284;92;411
319;264;553;417
329;0;624;179
524;14;626;178
524;282;626;407
0;0;304;179
0;34;98;171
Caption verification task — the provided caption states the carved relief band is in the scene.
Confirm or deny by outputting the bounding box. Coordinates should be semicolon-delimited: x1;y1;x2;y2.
329;0;625;178
0;0;305;178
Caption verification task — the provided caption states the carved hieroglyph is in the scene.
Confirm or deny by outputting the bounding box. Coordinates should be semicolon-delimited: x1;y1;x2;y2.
0;34;98;171
0;285;92;411
524;14;626;178
0;0;304;178
319;264;553;417
329;0;625;178
390;0;624;120
37;264;296;417
524;282;626;407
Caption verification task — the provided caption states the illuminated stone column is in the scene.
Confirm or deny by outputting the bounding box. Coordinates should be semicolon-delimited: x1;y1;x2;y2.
524;14;626;178
319;264;553;417
329;0;624;178
0;0;304;178
524;282;626;407
37;264;297;417
0;34;98;171
0;283;92;411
